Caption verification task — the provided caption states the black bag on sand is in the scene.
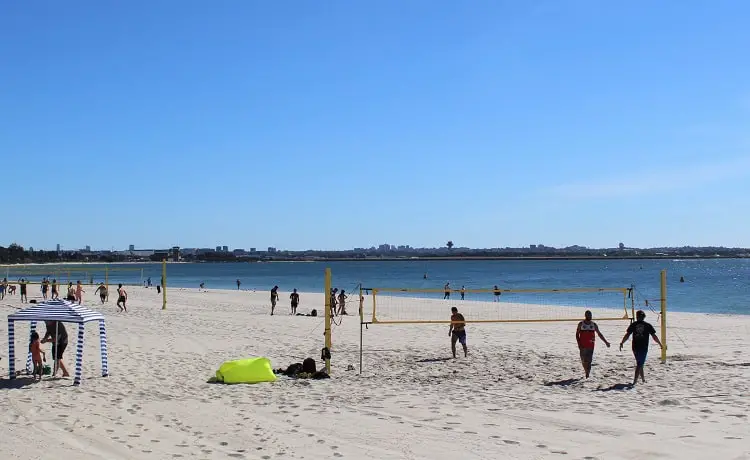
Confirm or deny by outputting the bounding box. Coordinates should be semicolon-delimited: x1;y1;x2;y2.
302;358;316;374
310;309;317;317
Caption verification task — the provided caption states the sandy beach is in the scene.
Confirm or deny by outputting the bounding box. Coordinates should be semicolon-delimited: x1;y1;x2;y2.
1;286;748;460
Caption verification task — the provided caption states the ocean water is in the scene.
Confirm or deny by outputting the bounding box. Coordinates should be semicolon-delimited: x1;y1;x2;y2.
4;259;749;315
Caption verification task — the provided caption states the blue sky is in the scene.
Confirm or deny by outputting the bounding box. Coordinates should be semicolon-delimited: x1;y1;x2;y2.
2;1;749;251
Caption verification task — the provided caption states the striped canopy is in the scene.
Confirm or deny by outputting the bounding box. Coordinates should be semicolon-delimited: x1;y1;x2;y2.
7;299;104;323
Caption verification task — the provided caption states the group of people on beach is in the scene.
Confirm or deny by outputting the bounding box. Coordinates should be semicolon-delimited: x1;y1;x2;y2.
442;282;504;301
449;307;663;386
0;277;129;312
269;285;305;316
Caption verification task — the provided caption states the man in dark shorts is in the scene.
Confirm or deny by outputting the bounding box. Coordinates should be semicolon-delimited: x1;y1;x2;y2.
116;284;128;312
270;285;279;315
95;283;108;304
42;320;70;377
51;278;59;300
290;288;300;315
19;279;28;303
620;310;663;385
493;285;501;302
449;306;468;358
42;278;49;300
236;279;241;290
444;283;451;300
576;310;610;378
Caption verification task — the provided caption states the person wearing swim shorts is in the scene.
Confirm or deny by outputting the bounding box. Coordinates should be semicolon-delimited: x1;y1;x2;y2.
444;283;451;300
42;320;70;378
449;306;468;358
94;283;108;304
116;284;128;312
290;289;300;315
576;310;610;379
620;310;662;385
20;279;28;303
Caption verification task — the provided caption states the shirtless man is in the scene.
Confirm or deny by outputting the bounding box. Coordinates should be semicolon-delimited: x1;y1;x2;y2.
116;284;128;312
94;283;108;304
449;306;468;358
337;290;348;315
290;289;300;315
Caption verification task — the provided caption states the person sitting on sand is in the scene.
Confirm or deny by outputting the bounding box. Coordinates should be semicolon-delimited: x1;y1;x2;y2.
270;285;279;316
340;290;351;315
29;331;46;381
290;289;299;315
449;306;468;358
576;310;610;379
94;283;108;304
42;320;70;378
116;284;128;312
620;310;663;385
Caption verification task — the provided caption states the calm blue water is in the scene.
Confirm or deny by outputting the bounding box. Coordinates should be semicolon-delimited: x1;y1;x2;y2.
4;259;749;314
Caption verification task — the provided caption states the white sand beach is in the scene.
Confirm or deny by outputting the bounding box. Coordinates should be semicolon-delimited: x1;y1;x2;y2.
1;286;749;460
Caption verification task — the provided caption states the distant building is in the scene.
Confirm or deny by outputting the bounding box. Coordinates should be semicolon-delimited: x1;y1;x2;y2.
222;245;229;252
619;242;625;250
85;245;91;251
250;248;257;253
268;247;277;253
129;244;135;251
170;246;180;261
56;244;61;253
216;246;222;252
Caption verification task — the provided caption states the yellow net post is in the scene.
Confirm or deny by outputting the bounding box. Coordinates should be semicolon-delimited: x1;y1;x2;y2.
324;268;332;374
660;269;667;363
162;259;167;310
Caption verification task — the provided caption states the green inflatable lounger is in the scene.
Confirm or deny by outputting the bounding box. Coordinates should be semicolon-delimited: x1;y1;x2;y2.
212;357;277;384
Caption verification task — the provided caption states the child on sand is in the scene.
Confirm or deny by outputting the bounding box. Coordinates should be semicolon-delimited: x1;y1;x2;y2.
29;331;46;381
75;281;85;305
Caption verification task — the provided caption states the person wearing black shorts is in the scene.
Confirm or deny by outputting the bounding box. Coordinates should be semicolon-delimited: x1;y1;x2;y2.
449;306;468;358
620;310;663;385
42;320;70;377
290;288;300;315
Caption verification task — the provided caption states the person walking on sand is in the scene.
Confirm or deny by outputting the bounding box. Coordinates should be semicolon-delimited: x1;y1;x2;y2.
329;288;338;317
94;283;108;304
290;288;300;315
270;285;279;315
620;310;663;385
42;278;50;300
576;310;610;379
493;285;501;301
0;278;7;300
449;307;468;358
20;278;28;303
42;320;70;378
460;286;466;300
75;281;85;305
51;278;59;300
444;282;451;300
236;279;241;290
116;284;128;312
337;289;348;315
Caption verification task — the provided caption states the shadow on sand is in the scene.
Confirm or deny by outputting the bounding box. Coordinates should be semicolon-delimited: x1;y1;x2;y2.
543;378;581;387
416;357;453;364
0;376;39;390
595;383;634;392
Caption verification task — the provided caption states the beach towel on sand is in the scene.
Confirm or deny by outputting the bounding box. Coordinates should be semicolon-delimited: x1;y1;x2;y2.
212;357;277;384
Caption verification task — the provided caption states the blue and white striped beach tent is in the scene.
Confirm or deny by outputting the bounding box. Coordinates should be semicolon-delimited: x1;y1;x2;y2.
7;299;109;386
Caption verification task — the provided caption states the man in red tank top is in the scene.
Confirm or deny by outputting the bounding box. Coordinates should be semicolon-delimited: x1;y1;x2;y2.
576;310;610;379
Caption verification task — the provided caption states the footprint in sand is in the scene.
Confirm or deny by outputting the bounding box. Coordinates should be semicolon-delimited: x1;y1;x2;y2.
219;441;229;446
503;440;520;445
333;454;343;458
550;450;568;455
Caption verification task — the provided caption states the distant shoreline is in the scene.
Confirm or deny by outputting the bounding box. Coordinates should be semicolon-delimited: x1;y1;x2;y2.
1;255;748;267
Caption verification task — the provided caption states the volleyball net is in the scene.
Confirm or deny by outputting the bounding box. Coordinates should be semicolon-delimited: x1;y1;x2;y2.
361;287;634;324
